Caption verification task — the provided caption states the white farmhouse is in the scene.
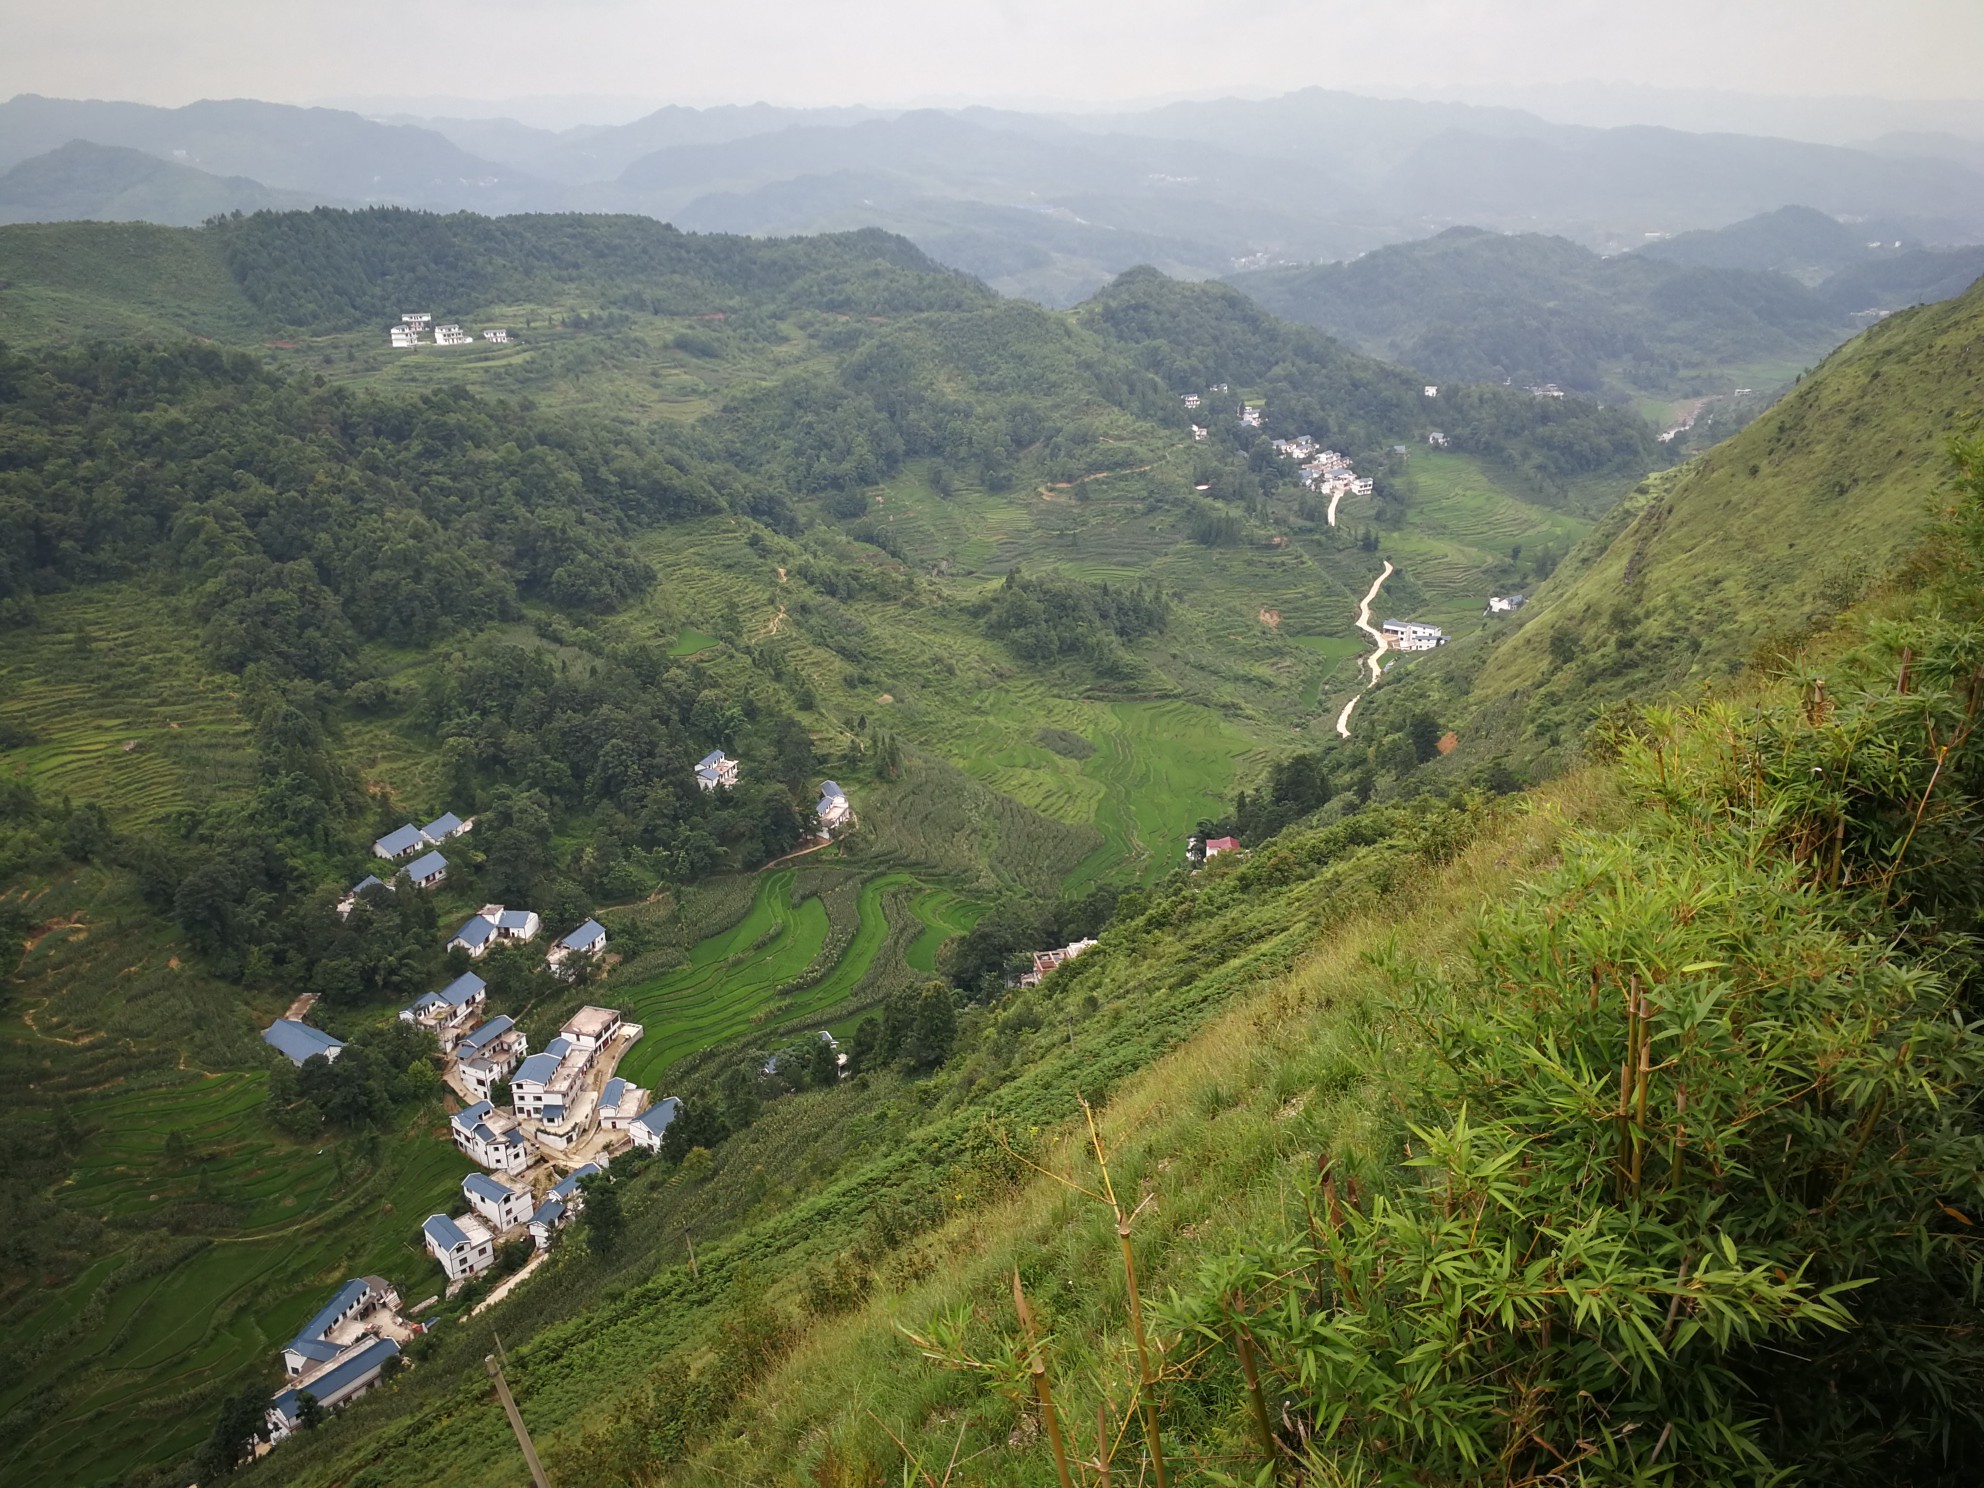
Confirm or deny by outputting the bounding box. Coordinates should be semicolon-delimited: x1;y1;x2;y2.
483;328;510;343
1427;431;1450;448
336;874;392;919
433;324;472;346
279;1277;400;1380
266;1336;401;1441
403;850;449;890
456;1015;528;1101
596;1076;650;1131
462;1171;534;1231
373;823;426;861
422;1211;496;1283
527;1161;605;1248
1486;594;1527;615
399;971;487;1044
450;1099;529;1172
390;326;423;348
628;1095;683;1152
817;780;851;833
1381;620;1449;652
547;919;607;975
263;1019;342;1067
449;905;542;957
695;750;739;791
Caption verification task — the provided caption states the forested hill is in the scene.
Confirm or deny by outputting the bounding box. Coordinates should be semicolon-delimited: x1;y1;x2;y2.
1229;224;1855;401
209;208;986;331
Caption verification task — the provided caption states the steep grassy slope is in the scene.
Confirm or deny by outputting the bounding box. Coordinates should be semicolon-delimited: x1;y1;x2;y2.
1342;271;1984;781
0;220;268;342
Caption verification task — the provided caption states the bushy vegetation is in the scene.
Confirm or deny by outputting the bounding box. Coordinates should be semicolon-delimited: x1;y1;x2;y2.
977;566;1170;670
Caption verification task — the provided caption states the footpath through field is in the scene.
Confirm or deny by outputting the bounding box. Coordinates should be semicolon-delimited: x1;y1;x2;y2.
1336;560;1395;739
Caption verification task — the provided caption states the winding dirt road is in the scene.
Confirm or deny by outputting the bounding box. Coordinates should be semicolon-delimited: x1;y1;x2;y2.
1326;485;1347;527
1335;560;1395;739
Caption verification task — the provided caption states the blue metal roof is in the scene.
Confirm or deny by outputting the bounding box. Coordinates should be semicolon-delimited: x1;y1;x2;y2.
263;1020;343;1066
438;972;485;1007
269;1336;401;1424
462;1171;515;1204
600;1077;627;1110
423;1213;469;1249
549;1162;602;1201
423;811;465;839
634;1096;681;1134
819;780;845;799
698;750;728;769
513;1052;560;1085
404;850;448;880
496;909;535;932
451;1099;494;1130
374;824;425;858
451;915;496;949
557;918;606;951
529;1196;565;1230
287;1279;370;1355
458;1014;513;1054
544;1036;573;1059
347;874;386;897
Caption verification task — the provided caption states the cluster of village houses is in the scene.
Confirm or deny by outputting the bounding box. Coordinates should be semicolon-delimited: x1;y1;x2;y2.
388;311;510;349
252;754;863;1444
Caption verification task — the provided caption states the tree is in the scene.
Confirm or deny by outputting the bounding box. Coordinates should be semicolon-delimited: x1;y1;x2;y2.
296;1391;324;1431
580;1171;622;1257
904;983;958;1071
193;1386;266;1478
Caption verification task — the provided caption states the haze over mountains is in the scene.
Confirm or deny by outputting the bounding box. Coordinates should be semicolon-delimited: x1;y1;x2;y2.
3;86;1983;307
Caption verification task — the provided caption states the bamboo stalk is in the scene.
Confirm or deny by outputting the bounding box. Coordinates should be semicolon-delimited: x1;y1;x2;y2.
1233;1321;1279;1474
1012;1270;1075;1488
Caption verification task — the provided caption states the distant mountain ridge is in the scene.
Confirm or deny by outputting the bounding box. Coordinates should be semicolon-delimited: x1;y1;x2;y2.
0;140;333;226
1;87;1981;308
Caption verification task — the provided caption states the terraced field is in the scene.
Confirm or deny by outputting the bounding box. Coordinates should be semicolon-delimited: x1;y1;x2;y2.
1383;452;1592;631
904;887;983;974
0;1074;464;1487
0;584;255;827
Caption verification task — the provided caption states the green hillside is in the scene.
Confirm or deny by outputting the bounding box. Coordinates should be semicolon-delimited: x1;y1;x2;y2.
14;207;1981;1488
1231;224;1853;402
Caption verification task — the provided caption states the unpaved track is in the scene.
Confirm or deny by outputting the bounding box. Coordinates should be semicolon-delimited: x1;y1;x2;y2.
1335;560;1395;739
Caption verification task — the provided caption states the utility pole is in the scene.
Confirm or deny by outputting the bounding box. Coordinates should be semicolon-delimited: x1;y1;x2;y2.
486;1353;552;1488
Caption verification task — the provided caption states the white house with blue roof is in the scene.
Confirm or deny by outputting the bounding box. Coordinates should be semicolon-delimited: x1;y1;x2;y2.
263;1019;343;1067
546;918;608;975
403;849;449;889
817;779;851;832
596;1076;650;1131
695;750;739;791
449;904;542;958
629;1095;683;1152
336;873;392;919
400;971;486;1037
422;1211;496;1283
461;1171;534;1231
266;1335;401;1442
280;1276;399;1379
372;823;427;861
422;810;472;843
449;1099;529;1173
456;1015;528;1101
528;1162;605;1249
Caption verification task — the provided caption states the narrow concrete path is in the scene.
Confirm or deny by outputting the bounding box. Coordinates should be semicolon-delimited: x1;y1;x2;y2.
1335;560;1395;739
1327;485;1346;527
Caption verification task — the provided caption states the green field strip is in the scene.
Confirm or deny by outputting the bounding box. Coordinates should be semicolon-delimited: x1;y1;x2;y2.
904;888;983;974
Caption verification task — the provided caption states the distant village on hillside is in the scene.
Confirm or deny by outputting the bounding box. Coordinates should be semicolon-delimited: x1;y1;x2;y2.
389;311;510;349
250;751;861;1450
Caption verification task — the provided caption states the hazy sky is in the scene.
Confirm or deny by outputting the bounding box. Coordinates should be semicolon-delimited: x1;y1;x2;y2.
3;0;1980;114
